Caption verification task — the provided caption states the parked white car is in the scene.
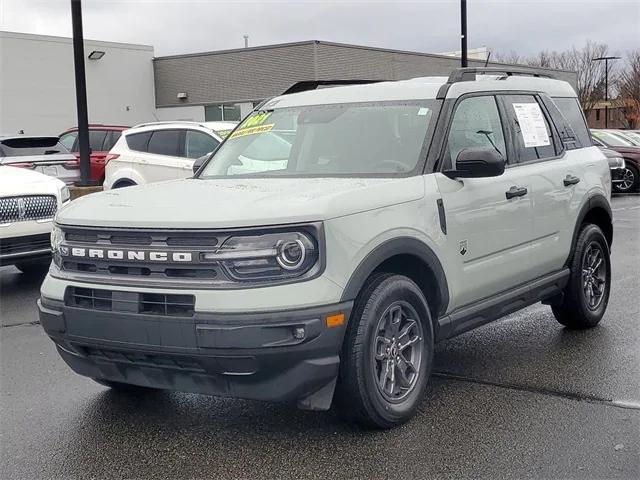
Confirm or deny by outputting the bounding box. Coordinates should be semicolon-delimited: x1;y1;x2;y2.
0;166;70;273
103;121;237;189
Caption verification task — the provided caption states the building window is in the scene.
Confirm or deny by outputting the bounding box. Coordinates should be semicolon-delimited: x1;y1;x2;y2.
596;109;600;121
205;104;242;122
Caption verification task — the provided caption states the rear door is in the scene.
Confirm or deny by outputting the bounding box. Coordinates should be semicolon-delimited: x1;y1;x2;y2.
435;94;535;310
498;94;576;278
136;129;183;183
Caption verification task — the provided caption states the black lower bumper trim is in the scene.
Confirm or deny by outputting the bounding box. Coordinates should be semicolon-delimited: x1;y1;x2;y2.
39;297;353;410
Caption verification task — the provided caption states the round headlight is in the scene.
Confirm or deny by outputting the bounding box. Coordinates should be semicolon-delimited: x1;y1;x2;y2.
277;239;306;270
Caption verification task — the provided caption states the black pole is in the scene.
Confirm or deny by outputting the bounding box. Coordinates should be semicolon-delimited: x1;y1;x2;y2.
604;58;609;129
461;0;468;67
71;0;90;186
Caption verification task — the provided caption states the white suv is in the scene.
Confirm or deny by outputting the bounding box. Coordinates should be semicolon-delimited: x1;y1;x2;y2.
1;166;70;273
103;121;237;189
39;68;612;429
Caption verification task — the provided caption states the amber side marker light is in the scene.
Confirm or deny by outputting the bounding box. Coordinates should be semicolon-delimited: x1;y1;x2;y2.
326;313;345;328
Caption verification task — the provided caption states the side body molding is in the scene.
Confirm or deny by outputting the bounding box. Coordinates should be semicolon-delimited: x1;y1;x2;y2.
340;237;450;318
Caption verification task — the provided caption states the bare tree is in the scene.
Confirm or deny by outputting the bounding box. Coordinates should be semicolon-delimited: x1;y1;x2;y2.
494;41;613;111
617;50;640;129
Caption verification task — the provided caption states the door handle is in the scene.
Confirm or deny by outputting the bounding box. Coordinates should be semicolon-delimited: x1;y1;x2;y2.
563;175;580;186
505;186;528;199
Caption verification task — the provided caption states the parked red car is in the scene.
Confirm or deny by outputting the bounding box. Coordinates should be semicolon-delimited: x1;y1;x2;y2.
59;125;129;183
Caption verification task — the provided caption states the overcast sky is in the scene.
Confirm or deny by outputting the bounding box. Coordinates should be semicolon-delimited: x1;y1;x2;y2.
1;0;638;58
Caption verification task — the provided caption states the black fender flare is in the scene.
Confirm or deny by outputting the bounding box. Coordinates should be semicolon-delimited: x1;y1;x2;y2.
564;193;612;267
340;237;450;317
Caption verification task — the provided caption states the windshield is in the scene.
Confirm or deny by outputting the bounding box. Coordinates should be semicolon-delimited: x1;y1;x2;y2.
591;130;634;147
613;131;640;146
199;102;436;178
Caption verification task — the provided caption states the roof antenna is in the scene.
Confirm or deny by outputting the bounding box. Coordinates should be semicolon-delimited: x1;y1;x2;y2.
243;35;249;48
484;51;491;67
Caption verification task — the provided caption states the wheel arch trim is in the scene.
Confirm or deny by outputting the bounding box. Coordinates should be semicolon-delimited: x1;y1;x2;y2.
339;237;450;318
565;193;613;268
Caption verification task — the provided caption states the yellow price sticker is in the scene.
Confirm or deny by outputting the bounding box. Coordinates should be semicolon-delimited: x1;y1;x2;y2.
228;123;275;140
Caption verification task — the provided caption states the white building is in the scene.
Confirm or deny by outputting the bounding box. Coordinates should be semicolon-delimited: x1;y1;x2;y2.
0;31;157;135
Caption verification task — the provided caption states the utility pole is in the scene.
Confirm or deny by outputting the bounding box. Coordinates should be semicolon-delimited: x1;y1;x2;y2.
71;0;91;185
592;55;620;128
460;0;468;67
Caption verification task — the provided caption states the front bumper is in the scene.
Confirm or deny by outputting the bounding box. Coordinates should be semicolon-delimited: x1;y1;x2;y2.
39;296;352;410
0;233;51;266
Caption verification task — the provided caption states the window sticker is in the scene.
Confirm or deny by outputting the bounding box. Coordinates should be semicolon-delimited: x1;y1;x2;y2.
417;107;429;116
512;103;550;148
228;123;274;140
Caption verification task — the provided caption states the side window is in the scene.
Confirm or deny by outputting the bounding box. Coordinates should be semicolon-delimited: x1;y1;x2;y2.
184;131;220;159
447;96;506;165
88;130;108;152
147;130;181;156
126;131;152;152
59;132;78;152
501;95;557;163
103;131;122;151
551;97;591;148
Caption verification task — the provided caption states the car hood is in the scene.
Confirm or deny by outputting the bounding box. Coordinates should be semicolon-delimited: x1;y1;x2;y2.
57;177;425;229
0;165;64;195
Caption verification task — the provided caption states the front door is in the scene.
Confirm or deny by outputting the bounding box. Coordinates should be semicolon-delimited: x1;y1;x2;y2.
435;95;535;311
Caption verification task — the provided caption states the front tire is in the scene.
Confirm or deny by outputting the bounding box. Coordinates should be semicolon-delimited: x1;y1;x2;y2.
336;274;434;429
613;163;639;193
552;224;611;329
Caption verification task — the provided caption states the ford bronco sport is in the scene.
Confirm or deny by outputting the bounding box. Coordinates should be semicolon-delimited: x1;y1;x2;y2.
39;68;613;429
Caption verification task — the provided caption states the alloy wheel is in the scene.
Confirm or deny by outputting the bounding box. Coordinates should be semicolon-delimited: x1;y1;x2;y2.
372;301;424;402
582;242;607;311
618;167;635;191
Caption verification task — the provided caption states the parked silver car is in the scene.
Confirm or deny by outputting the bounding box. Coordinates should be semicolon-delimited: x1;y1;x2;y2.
0;136;80;185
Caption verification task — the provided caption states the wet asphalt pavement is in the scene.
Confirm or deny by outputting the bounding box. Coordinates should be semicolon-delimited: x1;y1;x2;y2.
1;195;639;479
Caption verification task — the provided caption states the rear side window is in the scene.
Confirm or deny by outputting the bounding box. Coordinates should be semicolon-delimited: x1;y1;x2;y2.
184;131;219;159
552;97;591;148
147;130;181;156
88;130;108;151
501;95;557;163
126;131;152;152
59;132;78;151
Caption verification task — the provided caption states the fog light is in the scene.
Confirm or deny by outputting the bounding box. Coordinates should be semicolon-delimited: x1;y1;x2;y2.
293;327;305;340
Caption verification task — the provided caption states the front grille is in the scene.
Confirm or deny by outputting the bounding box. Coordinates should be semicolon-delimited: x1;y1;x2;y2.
59;227;231;286
0;233;51;256
66;287;195;317
0;195;57;223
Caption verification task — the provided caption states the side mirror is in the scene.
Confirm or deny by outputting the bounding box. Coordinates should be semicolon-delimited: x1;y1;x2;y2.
444;148;505;179
192;155;207;175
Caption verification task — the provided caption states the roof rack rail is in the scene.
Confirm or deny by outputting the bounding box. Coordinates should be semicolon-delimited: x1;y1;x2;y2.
282;79;386;96
131;120;203;129
448;67;555;83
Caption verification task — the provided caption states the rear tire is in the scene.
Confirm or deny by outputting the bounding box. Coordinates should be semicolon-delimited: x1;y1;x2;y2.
336;273;433;429
552;224;611;329
112;179;136;189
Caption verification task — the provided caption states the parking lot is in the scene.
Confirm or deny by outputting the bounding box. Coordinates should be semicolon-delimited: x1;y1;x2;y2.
1;194;638;479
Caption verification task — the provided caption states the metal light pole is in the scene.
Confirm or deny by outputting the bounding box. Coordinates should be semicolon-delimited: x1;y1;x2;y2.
460;0;468;67
592;56;620;129
71;0;91;185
